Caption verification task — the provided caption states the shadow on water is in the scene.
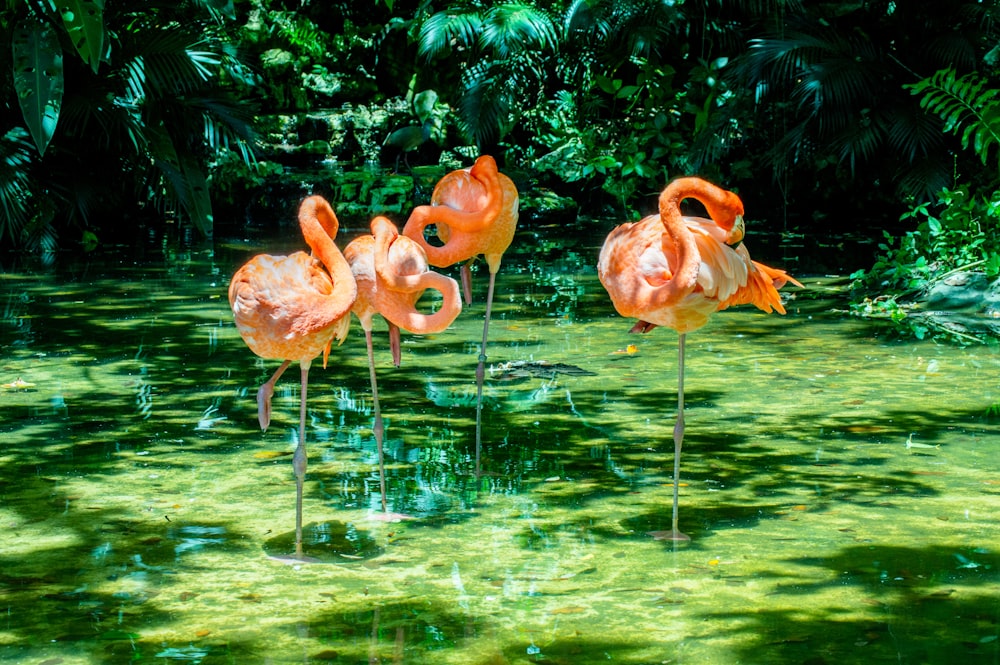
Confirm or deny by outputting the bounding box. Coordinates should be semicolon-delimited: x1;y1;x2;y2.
1;216;998;663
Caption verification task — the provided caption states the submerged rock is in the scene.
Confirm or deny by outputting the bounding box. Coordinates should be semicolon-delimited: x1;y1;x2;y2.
916;271;1000;338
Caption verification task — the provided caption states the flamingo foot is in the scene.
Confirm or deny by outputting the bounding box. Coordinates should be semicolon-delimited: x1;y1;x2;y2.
257;360;292;432
648;530;691;542
256;385;274;431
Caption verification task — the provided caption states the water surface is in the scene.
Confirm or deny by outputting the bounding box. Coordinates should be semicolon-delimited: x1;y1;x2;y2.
1;221;998;664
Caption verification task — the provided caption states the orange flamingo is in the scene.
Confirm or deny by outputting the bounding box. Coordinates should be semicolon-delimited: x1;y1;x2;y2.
598;177;801;541
402;155;518;473
229;195;357;559
344;216;462;513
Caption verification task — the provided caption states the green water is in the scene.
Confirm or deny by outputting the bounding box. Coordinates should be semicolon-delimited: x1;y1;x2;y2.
1;222;997;665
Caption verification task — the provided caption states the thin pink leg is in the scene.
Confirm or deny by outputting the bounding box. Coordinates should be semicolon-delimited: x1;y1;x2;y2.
668;334;690;541
365;328;388;513
292;359;311;558
648;334;690;542
257;360;291;431
474;269;497;478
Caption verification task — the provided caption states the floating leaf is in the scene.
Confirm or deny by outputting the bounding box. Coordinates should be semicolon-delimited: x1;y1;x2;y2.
12;18;64;155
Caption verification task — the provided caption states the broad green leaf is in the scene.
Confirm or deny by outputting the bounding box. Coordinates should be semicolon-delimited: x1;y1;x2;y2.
151;127;214;236
12;18;64;156
60;0;105;73
175;155;214;237
413;89;438;123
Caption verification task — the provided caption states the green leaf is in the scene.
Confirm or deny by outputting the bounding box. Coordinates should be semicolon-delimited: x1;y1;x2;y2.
174;155;214;237
151;127;214;236
12;18;64;156
60;0;105;73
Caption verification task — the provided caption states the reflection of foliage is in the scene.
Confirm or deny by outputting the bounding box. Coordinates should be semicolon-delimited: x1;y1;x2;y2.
0;0;258;249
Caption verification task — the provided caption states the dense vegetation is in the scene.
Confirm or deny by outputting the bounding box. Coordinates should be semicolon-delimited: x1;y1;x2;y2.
2;0;1000;337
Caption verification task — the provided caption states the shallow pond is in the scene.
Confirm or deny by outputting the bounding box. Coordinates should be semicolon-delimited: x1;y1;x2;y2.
1;216;998;665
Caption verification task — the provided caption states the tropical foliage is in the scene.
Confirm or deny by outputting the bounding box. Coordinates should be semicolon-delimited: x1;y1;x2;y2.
2;0;1000;321
732;1;999;204
850;64;1000;340
0;0;257;250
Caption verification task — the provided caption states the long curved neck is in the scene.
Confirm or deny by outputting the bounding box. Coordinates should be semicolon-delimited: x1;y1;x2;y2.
663;177;744;235
401;155;504;267
651;179;706;304
298;195;357;316
372;216;462;334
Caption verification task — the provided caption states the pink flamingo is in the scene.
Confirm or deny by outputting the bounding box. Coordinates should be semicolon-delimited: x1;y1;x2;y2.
598;177;801;541
229;195;357;558
344;216;462;512
402;156;518;472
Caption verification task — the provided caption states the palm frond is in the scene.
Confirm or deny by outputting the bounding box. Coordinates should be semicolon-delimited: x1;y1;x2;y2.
196;93;259;166
480;4;557;59
0;128;34;243
885;103;945;162
418;9;483;60
460;62;510;148
129;28;222;98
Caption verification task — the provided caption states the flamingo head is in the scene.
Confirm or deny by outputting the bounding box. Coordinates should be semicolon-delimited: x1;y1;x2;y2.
702;189;745;244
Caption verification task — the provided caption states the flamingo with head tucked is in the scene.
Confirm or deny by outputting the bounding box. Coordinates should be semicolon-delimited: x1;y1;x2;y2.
598;177;801;541
345;216;462;512
402;155;518;474
229;195;357;559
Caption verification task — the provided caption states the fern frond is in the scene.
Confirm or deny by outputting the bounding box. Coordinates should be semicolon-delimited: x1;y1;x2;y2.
909;68;1000;167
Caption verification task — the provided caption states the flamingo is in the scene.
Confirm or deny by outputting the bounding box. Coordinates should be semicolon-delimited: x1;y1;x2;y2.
229;195;357;559
598;177;801;541
402;155;518;474
344;216;462;513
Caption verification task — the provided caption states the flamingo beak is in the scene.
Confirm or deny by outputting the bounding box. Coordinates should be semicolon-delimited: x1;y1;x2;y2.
728;215;745;245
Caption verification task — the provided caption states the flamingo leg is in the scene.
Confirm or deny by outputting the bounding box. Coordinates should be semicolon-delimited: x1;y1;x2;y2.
388;321;402;368
292;359;311;558
257;359;292;431
460;261;474;306
365;328;388;513
474;268;497;478
669;333;690;541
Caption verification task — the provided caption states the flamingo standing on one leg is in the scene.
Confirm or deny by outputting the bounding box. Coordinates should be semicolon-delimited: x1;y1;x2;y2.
598;177;801;541
229;195;357;559
402;155;518;475
344;216;462;513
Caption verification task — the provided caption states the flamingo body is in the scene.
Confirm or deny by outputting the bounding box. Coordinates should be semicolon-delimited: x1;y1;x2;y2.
230;251;352;364
403;155;519;275
230;196;356;366
599;212;797;334
346;216;462;347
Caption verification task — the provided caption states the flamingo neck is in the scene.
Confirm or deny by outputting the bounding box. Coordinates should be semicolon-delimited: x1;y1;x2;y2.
299;196;342;274
660;177;744;234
